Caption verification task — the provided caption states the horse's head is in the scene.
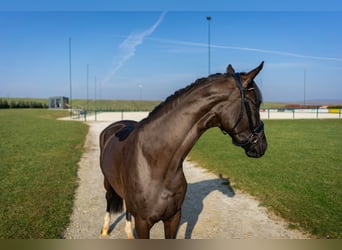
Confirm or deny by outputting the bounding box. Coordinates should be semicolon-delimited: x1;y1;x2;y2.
216;62;267;158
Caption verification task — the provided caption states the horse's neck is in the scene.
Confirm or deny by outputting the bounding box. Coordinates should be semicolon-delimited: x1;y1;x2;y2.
138;82;226;166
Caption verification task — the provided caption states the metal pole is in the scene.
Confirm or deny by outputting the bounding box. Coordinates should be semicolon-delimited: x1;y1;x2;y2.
94;76;97;121
304;69;306;106
69;38;72;119
87;64;89;112
138;84;143;100
206;16;211;75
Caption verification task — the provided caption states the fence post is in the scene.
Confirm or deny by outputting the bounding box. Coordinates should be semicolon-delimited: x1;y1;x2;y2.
121;111;124;120
316;107;319;119
292;109;295;120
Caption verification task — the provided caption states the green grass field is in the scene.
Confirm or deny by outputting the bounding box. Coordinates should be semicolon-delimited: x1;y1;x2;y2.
189;119;342;238
4;97;333;111
1;105;341;239
0;109;88;238
0;97;161;111
72;99;161;111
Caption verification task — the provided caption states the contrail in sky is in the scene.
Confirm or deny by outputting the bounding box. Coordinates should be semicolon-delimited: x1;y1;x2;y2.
148;37;342;62
103;12;167;84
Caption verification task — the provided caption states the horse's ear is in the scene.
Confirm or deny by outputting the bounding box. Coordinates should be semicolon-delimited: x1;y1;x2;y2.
241;61;264;89
226;64;235;75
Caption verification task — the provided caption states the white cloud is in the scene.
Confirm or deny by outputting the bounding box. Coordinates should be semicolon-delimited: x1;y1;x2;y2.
103;12;167;84
148;37;342;62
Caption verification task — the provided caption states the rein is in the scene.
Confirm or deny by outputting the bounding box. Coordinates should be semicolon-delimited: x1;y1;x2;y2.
221;73;264;147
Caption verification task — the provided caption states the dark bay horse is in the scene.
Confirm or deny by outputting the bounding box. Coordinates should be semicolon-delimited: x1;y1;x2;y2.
100;62;267;239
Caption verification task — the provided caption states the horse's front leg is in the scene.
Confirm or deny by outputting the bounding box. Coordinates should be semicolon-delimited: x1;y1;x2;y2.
134;217;152;239
163;209;181;239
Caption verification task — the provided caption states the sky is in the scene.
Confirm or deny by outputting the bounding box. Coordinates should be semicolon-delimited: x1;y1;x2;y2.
1;1;342;103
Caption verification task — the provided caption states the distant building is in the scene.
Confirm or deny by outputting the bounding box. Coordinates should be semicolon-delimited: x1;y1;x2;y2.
48;96;69;109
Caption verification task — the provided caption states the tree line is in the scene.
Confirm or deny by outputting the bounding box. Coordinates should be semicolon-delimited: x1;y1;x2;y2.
0;99;48;109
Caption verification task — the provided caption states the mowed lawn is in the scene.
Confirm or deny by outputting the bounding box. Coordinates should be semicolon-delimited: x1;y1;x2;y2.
189;119;342;238
0;109;88;238
1;109;341;239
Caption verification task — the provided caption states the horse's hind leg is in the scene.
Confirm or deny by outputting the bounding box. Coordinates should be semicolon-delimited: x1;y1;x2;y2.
101;211;111;237
101;178;123;236
125;210;134;239
101;178;112;236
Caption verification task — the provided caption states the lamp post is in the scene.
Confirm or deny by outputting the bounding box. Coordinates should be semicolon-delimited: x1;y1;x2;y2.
86;64;89;111
69;38;72;118
304;69;306;106
206;16;212;75
94;76;97;121
138;84;143;100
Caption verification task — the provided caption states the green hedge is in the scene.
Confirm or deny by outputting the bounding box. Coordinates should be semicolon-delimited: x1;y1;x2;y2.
0;99;48;109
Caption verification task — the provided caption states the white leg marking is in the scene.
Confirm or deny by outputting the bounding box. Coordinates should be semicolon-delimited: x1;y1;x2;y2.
101;212;111;236
125;220;134;239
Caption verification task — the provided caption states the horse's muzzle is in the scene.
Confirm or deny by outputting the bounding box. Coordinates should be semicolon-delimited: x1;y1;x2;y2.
243;131;267;158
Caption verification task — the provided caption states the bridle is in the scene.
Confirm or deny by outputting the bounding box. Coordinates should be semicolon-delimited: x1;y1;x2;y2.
221;73;264;148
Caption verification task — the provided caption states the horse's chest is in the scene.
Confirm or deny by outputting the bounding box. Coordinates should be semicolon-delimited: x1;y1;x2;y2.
129;177;186;221
151;186;185;219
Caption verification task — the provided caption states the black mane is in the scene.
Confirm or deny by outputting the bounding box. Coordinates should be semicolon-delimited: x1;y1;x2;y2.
145;73;224;120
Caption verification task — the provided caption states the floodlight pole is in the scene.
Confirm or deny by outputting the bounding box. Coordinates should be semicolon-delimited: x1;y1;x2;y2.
94;76;97;121
138;84;143;100
69;38;72;119
87;64;89;111
304;69;306;106
206;16;212;75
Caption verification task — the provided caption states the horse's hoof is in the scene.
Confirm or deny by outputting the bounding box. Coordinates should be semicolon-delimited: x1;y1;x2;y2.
101;228;109;237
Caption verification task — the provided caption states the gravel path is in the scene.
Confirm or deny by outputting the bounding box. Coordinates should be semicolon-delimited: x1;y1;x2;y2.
63;118;310;239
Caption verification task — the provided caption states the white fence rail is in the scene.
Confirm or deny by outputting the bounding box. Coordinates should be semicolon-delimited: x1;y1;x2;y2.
69;109;342;122
260;108;342;120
